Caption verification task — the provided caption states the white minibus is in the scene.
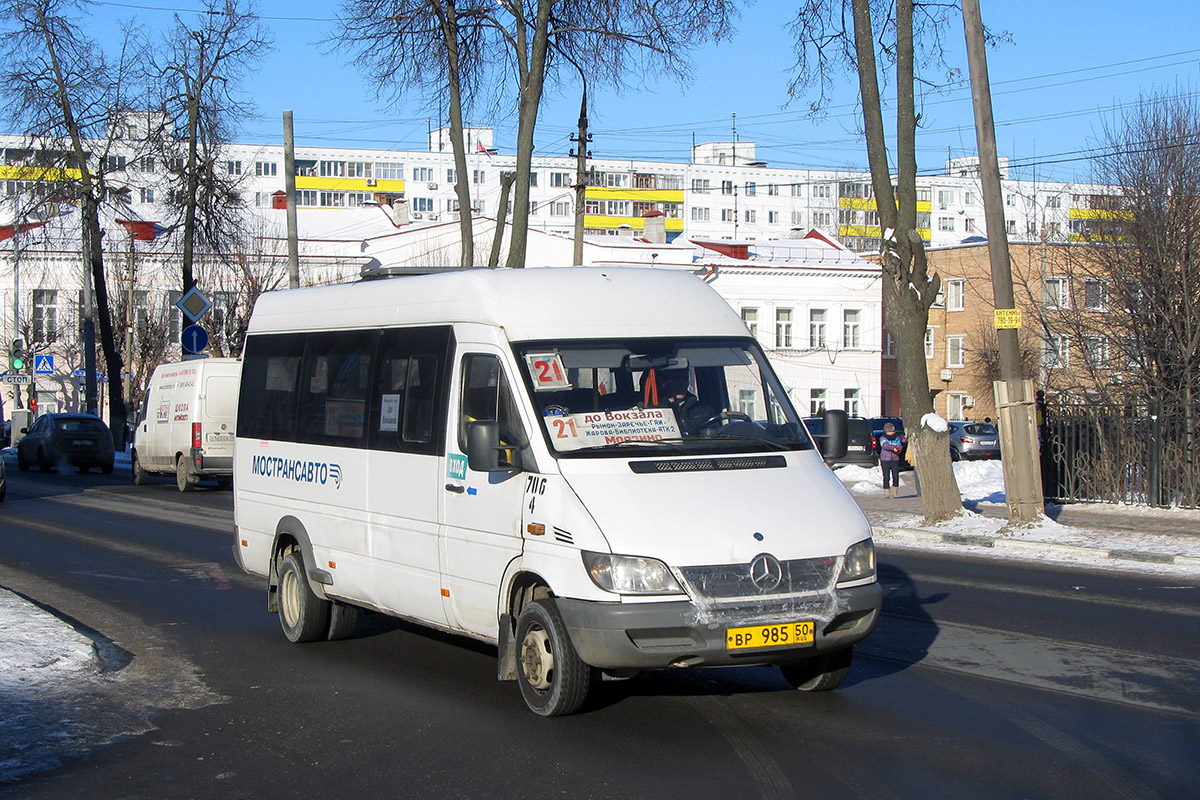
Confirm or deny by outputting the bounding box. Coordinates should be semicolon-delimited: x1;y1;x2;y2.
233;267;880;716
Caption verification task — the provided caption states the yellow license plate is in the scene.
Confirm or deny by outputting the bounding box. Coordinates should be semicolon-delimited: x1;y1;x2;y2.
725;621;815;651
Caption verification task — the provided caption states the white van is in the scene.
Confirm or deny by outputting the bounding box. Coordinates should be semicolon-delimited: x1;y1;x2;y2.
232;267;880;716
133;357;241;491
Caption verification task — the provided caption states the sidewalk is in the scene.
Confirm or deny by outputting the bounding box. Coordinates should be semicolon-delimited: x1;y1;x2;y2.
844;465;1200;576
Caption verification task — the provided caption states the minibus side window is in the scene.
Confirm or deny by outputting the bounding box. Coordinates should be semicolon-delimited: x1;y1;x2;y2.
238;333;306;442
297;330;377;448
370;326;452;455
458;354;526;467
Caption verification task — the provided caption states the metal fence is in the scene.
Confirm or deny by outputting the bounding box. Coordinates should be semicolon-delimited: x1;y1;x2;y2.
1041;402;1200;508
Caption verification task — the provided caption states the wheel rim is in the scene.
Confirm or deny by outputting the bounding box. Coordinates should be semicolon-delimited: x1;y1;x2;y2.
280;567;301;628
520;624;554;692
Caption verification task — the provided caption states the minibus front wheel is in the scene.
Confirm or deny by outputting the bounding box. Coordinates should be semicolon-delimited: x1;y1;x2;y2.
779;646;854;692
515;599;591;716
277;551;331;643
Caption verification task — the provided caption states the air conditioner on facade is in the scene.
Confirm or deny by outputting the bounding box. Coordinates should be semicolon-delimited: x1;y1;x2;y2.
427;182;438;190
411;212;423;219
963;395;975;407
940;368;954;382
365;178;377;186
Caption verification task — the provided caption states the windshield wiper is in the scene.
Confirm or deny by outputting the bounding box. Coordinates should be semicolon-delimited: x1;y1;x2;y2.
583;438;691;455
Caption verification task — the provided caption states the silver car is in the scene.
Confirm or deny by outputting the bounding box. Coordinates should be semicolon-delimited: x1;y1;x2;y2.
947;421;1001;461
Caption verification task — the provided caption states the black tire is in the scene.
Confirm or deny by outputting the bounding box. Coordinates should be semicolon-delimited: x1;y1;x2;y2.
78;465;90;473
277;551;330;643
131;451;148;485
176;456;194;492
950;448;961;462
326;602;360;641
37;449;51;473
515;599;591;716
779;646;854;692
101;460;114;475
17;450;29;471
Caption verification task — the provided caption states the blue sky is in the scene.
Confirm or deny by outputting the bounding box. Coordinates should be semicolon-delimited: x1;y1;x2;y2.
76;1;1200;182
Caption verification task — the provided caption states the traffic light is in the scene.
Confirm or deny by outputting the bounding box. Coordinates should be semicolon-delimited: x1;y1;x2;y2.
9;338;25;371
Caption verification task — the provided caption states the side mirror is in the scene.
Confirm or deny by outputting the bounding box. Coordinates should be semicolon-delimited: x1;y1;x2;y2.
821;409;849;460
467;420;522;473
20;427;28;434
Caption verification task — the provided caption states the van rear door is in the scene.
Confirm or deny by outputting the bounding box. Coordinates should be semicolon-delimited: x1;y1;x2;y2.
201;372;239;458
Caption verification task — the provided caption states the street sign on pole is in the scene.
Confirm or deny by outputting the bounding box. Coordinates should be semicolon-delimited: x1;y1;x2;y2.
2;374;32;385
176;286;212;323
34;354;54;374
181;324;209;354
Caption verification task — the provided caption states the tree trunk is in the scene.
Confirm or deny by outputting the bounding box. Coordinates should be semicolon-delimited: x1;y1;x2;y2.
505;0;552;269
438;1;474;266
489;172;516;267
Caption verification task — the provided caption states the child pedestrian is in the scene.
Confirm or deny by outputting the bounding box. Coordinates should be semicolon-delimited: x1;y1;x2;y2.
879;422;905;498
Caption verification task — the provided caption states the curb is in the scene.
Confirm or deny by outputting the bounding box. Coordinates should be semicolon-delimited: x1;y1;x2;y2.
871;525;1199;571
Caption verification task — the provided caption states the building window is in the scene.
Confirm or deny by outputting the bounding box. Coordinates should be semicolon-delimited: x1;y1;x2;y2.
1043;334;1069;369
551;201;570;217
937;189;955;208
32;289;57;342
947;335;965;368
791;184;803;197
938;217;955;232
721;180;734;195
812;211;832;227
768;184;779;196
791;210;804;226
767;210;779;224
775;309;793;348
1007;219;1017;235
691;207;710;221
809;309;827;349
745;182;756;196
925;327;935;359
139;188;155;204
106;155;126;171
1083;335;1109;366
721;208;735;222
843;309;861;348
946;278;965;312
691;178;711;193
744;209;756;223
1043;277;1069;308
740;307;760;340
810;388;827;416
255;161;277;177
947;393;966;421
550;172;571;187
844;388;860;417
738;389;757;416
412;197;434;213
1006;194;1016;206
1046;195;1062;208
1084;278;1108;311
226;160;243;176
813;185;832;199
965;218;977;233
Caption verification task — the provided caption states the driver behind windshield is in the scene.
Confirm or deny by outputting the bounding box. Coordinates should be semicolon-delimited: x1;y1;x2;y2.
650;368;713;436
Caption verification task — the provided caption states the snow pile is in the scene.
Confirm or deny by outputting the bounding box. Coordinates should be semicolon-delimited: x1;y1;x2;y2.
0;590;99;688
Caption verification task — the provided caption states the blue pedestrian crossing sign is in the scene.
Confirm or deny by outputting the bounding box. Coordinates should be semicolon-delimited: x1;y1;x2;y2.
34;354;54;374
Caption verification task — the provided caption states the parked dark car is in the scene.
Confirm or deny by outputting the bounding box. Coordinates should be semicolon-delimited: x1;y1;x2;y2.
805;416;877;467
16;413;115;474
947;420;1001;461
0;451;6;501
868;416;911;469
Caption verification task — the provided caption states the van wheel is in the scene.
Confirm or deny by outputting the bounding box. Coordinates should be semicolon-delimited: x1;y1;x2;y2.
326;603;360;641
176;457;194;492
132;451;148;485
515;599;590;716
779;646;854;692
277;552;330;643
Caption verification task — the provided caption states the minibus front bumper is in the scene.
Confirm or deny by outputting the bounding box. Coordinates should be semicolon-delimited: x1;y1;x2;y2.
555;582;881;670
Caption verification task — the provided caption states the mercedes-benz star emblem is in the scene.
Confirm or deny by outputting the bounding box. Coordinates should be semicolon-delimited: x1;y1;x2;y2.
749;553;784;593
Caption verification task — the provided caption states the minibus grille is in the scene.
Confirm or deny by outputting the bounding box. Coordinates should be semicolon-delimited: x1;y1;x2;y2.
629;455;786;474
678;556;838;601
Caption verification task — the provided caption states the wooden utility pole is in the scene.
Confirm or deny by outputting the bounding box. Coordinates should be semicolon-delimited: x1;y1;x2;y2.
962;0;1043;523
283;111;300;289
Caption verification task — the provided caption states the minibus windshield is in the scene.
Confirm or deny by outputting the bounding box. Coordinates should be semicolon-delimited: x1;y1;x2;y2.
515;338;816;456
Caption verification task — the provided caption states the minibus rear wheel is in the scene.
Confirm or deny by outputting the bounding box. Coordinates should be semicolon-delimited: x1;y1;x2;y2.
779;646;853;692
515;599;590;716
277;551;331;643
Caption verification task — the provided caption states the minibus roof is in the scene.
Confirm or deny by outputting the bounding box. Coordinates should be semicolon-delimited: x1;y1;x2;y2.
246;266;749;341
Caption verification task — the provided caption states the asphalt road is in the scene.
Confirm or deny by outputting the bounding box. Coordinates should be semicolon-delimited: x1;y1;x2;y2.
2;459;1198;799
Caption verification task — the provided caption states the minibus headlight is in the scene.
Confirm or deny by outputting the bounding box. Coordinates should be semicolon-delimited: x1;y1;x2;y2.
582;551;684;595
839;539;876;583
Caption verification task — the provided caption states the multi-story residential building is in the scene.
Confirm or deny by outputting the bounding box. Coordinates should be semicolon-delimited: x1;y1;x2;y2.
2;121;1117;418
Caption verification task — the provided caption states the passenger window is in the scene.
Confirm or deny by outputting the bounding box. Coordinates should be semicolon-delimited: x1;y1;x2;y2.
370;327;452;455
297;330;377;448
237;333;305;441
458;354;526;466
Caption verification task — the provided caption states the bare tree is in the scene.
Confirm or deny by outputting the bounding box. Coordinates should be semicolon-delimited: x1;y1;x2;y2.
332;0;491;267
152;0;272;294
0;0;148;440
788;0;986;522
